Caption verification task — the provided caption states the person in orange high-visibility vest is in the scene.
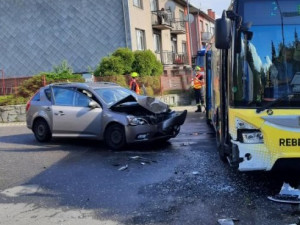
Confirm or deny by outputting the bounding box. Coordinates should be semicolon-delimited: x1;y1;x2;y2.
192;66;205;112
129;72;140;94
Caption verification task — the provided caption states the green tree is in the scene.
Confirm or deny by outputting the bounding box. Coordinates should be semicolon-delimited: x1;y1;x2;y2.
132;50;163;76
112;48;134;74
95;56;125;76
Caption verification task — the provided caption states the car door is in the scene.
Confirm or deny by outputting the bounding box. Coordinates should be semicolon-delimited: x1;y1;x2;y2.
51;86;102;137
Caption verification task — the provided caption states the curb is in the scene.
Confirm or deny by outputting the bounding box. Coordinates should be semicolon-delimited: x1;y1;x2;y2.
0;122;26;127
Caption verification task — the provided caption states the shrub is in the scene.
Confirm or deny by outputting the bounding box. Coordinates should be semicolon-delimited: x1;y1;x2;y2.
132;50;163;76
0;95;28;106
45;72;84;83
95;75;128;87
17;75;44;98
144;86;154;96
112;48;134;74
96;56;125;76
138;76;161;95
53;60;73;74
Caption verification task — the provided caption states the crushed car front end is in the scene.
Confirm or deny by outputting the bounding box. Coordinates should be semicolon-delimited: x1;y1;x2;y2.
124;109;187;143
109;95;187;143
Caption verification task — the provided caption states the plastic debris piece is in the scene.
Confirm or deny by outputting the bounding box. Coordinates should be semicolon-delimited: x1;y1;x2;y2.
268;182;300;204
141;162;146;165
118;165;128;171
181;142;190;146
130;156;152;164
192;171;200;175
217;218;235;225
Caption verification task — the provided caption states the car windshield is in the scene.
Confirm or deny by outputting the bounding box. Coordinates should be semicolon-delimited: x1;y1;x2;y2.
94;87;137;106
231;0;300;108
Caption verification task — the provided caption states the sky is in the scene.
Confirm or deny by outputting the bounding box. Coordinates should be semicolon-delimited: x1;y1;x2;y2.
189;0;232;18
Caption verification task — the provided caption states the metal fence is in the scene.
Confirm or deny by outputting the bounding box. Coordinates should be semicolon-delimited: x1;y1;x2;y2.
161;51;188;65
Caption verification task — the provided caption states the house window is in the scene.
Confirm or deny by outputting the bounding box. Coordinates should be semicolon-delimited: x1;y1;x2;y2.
200;21;204;32
182;42;187;54
206;23;209;32
171;36;177;53
136;29;146;50
179;10;184;26
153;33;161;53
133;0;143;9
150;0;158;11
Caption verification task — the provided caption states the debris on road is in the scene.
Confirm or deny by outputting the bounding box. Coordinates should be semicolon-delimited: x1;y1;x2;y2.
181;142;190;146
1;185;43;197
192;171;200;175
129;156;157;164
118;165;128;171
268;182;300;204
218;218;239;225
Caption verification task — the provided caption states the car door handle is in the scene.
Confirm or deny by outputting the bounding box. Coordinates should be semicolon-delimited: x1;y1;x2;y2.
54;111;65;116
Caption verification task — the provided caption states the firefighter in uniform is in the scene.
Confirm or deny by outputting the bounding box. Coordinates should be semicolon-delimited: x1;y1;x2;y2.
129;72;140;94
192;66;205;112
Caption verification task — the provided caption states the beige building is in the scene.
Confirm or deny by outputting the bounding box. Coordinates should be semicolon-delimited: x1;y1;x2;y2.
128;0;189;68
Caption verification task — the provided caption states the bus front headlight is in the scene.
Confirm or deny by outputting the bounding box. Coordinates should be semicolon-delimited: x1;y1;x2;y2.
241;131;264;144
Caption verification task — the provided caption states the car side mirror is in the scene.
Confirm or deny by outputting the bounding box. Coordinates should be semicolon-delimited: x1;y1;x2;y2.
215;11;232;49
89;101;100;109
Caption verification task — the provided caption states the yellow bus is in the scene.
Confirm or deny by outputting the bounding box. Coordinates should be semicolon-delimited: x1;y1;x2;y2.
207;0;300;171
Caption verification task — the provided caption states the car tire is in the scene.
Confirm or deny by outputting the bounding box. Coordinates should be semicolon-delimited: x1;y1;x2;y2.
105;124;126;150
33;119;52;142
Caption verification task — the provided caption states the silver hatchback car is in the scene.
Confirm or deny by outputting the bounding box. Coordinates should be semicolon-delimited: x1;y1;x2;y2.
26;82;187;149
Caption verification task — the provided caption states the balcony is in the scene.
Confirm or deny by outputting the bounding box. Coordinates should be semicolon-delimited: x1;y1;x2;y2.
171;20;186;34
160;51;188;65
201;32;213;43
151;10;172;30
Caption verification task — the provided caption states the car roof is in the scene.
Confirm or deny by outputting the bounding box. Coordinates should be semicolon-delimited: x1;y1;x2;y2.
47;82;121;89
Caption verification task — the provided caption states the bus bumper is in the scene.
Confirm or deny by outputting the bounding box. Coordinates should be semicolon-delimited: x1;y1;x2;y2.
231;140;273;171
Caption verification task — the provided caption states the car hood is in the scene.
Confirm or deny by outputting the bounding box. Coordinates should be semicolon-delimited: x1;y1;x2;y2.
110;95;169;114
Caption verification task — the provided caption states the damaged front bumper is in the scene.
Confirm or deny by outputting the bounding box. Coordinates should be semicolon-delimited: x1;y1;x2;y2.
125;110;187;143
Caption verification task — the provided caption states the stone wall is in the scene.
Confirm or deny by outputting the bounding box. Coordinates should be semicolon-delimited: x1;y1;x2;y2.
156;93;191;106
0;105;26;123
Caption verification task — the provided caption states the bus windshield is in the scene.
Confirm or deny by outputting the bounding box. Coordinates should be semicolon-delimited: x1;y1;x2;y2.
232;0;300;108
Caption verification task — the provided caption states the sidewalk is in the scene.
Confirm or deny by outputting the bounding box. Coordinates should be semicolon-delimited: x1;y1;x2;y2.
171;105;197;112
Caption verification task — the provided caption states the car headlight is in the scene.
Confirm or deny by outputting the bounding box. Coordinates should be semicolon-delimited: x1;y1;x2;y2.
127;116;148;126
241;131;264;144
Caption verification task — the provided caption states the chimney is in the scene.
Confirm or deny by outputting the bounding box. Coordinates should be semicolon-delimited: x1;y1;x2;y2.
207;9;215;20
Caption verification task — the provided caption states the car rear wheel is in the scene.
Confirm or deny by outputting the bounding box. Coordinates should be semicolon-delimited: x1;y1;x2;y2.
105;124;126;150
33;119;52;142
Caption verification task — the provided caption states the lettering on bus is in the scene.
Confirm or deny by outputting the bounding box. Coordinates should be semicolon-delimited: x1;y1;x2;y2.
279;138;300;146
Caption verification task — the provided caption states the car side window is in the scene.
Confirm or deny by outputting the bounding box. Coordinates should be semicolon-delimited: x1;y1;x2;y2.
53;87;75;106
32;91;40;101
74;91;90;107
44;88;51;101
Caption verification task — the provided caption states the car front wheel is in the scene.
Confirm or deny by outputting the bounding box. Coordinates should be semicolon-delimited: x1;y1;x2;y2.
105;124;126;150
33;119;52;142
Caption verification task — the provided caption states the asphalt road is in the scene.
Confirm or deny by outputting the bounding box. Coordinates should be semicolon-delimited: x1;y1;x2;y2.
0;108;300;225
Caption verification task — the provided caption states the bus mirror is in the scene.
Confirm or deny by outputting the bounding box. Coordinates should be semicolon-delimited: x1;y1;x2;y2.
244;30;253;41
215;11;231;49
